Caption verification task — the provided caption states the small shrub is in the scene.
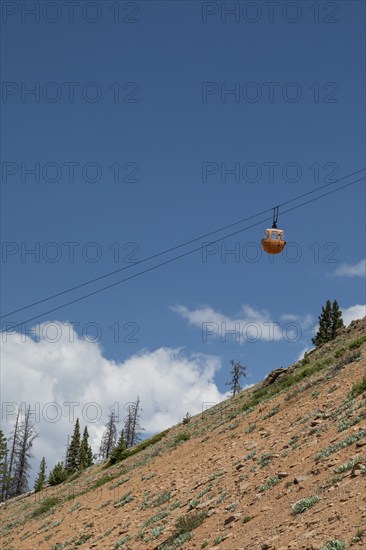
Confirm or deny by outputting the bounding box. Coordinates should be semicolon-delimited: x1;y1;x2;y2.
319;541;346;550
114;492;134;508
333;456;364;474
258;453;273;467
337;416;362;432
159;512;206;549
243;450;256;461
152;490;172;507
351;528;365;543
31;497;61;518
175;511;207;533
142;511;169;527
173;432;190;446
334;348;345;358
245;423;256;433
291;495;320;514
263;406;279;419
258;476;281;493
348;335;366;349
114;534;131;547
334;350;362;371
315;429;366;460
349;375;366;398
182;412;191;425
242;515;252;523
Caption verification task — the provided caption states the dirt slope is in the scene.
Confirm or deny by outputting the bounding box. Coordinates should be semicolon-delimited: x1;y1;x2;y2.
1;318;366;550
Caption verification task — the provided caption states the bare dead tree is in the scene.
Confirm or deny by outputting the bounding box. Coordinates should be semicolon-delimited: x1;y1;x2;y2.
124;397;144;448
99;411;117;459
10;407;38;496
225;360;247;396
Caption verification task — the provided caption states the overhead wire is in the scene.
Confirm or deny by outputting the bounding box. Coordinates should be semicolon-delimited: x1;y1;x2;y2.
2;173;365;332
1;167;365;321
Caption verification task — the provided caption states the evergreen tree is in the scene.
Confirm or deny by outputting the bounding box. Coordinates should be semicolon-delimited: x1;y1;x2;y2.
66;418;81;474
225;360;247;396
99;411;117;459
331;300;344;339
312;300;344;346
0;430;8;502
34;457;47;493
11;406;38;496
48;462;67;486
109;430;126;465
79;427;93;470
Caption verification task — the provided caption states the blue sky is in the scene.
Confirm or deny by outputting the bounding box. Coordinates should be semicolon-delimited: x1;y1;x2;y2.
1;1;365;475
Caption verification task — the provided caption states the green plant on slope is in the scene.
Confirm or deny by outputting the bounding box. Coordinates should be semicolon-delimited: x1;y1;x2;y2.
31;497;61;518
349;375;366;398
319;541;345;550
291;495;320;514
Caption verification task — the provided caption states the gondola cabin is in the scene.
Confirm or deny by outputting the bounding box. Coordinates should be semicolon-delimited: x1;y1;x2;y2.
261;227;286;254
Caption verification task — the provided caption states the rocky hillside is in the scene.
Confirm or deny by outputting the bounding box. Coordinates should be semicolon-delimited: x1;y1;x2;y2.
1;318;366;550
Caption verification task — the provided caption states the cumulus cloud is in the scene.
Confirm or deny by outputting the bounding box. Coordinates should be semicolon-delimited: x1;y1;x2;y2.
1;323;227;480
341;304;366;326
333;259;366;278
172;304;312;344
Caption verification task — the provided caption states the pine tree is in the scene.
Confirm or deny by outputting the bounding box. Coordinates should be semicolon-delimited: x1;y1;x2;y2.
48;462;67;486
99;412;117;459
312;300;344;346
11;407;38;496
225;360;247;396
34;457;47;493
331;300;344;339
109;430;127;465
0;430;8;502
66;418;81;474
79;427;93;470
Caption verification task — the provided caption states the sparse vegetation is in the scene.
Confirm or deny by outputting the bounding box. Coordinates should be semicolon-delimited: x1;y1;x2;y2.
315;430;366;460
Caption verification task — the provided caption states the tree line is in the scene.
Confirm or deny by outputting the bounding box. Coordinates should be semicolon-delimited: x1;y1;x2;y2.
0;397;143;500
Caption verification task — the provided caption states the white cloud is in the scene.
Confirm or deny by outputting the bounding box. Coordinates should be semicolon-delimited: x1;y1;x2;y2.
172;304;312;344
341;304;366;326
334;259;366;278
1;323;227;483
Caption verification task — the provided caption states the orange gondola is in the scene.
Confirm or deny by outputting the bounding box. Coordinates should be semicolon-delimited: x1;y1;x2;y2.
261;207;286;254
